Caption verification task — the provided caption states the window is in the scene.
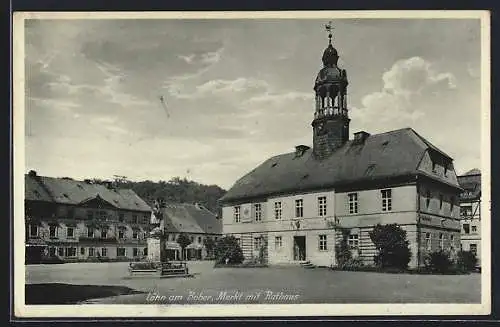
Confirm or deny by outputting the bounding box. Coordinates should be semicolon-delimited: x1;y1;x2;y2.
117;248;126;256
348;234;359;249
381;189;392;212
236;238;241;247
318;196;327;217
49;225;57;238
101;229;107;238
65;247;76;257
444;165;448;176
67;208;75;219
118;230;125;239
102;248;107;257
234;206;241;223
87;210;94;220
348;193;358;214
190;236;194;242
99;210;107;220
274;202;282;220
463;223;470;234
142;215;149;224
254;237;263;250
439;233;444;250
132;215;138;224
133;248;139;257
439;195;443;210
318;235;327;251
450;196;455;213
29;224;38;237
58;247;64;256
198;236;202;243
461;205;473;217
295;199;303;218
470;244;478;256
67;227;74;238
471;225;477;233
80;247;85;255
119;213;124;222
89;248;95;257
432;161;437;172
87;227;94;238
426;190;431;208
254;203;262;222
49;247;56;256
425;232;431;251
275;236;282;249
132;231;138;239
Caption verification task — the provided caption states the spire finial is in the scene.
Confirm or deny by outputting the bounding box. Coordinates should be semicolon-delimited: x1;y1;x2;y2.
325;21;334;45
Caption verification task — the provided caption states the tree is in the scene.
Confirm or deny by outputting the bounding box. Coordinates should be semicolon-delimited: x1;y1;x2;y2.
176;233;192;261
369;223;412;269
214;235;244;264
203;237;216;259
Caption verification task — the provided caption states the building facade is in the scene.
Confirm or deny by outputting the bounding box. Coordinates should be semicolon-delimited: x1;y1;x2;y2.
219;30;462;268
155;203;222;260
25;171;152;263
458;169;481;264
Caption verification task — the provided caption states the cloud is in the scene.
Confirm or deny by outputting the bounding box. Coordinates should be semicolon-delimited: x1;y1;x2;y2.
200;47;224;64
244;91;314;106
351;56;457;129
178;54;196;64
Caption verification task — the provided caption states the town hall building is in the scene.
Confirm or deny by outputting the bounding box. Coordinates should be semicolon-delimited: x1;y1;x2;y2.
219;28;463;268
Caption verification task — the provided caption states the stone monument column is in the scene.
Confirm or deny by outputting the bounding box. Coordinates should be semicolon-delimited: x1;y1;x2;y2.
147;199;166;263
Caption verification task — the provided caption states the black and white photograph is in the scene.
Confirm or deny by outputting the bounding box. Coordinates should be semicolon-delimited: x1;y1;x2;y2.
13;11;490;317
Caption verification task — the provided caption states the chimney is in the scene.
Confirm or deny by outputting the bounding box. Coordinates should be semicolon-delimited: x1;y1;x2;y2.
353;131;370;144
28;170;37;177
294;145;311;158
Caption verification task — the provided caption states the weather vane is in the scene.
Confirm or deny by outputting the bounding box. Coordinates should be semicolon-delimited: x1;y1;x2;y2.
325;21;334;44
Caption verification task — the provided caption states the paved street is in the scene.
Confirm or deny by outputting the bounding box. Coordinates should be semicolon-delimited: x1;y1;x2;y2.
25;261;481;304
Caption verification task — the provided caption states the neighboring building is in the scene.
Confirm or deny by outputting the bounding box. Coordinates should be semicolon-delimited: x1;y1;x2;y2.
160;203;222;260
458;169;481;264
219;30;462;268
25;171;152;263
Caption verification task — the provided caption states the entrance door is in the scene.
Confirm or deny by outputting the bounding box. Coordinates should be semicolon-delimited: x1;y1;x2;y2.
293;236;306;261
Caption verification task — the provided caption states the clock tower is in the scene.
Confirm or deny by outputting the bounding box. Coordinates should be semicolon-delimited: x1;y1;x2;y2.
312;23;350;159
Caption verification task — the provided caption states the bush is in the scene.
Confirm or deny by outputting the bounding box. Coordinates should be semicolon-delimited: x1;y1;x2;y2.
456;250;478;272
425;250;454;273
214;235;244;264
369;224;412;269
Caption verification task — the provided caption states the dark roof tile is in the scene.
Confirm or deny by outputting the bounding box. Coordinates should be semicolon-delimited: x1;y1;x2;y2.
220;128;459;202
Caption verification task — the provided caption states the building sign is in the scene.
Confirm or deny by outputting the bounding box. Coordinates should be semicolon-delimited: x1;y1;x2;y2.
241;204;252;223
419;214;460;230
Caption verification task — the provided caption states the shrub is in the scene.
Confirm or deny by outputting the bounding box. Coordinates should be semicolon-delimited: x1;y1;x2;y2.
214;235;244;264
369;224;412;269
456;250;478;272
176;233;192;260
425;250;454;273
335;229;352;268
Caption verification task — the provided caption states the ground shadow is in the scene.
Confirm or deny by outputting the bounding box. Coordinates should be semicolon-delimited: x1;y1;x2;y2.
25;283;144;304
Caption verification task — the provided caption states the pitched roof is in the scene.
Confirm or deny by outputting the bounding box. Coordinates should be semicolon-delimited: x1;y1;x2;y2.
162;203;222;234
220;128;459;203
25;174;151;212
457;172;481;201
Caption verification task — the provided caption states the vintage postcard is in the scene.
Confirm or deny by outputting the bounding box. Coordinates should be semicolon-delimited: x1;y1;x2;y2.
13;11;491;318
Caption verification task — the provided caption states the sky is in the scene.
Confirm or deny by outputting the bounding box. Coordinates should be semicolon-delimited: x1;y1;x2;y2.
23;17;483;190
